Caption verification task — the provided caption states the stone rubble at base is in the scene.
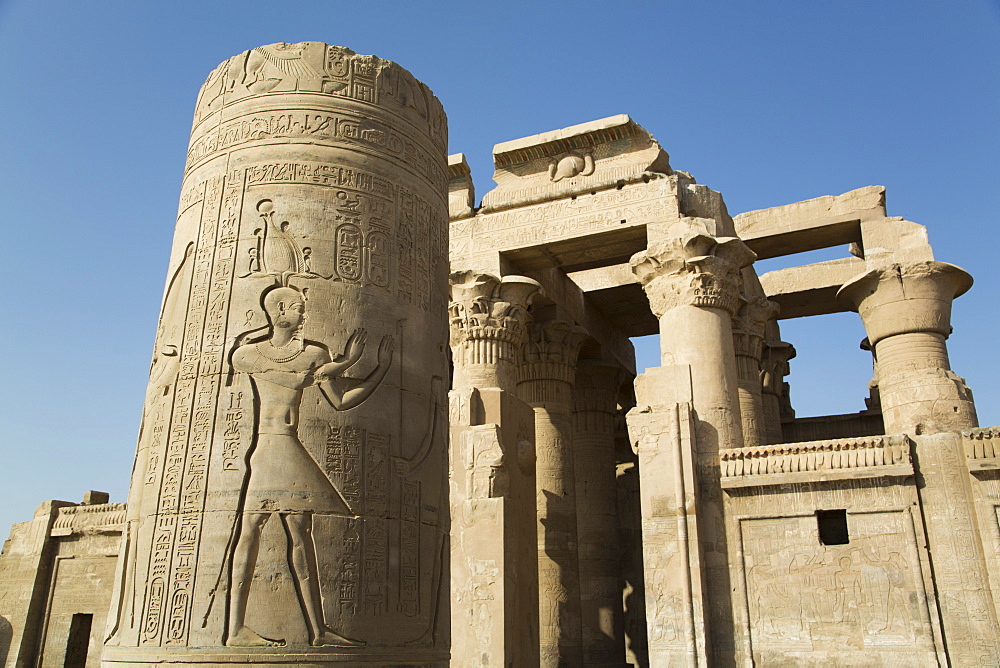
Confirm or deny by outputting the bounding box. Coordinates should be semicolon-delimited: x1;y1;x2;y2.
2;45;1000;668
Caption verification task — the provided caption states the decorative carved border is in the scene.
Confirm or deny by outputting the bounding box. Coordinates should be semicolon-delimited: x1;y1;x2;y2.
50;503;127;536
721;434;912;489
964;426;1000;472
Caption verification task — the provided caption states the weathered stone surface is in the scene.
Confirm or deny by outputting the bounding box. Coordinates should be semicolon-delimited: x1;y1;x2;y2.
0;494;122;668
448;271;540;666
104;43;450;666
734;186;886;259
7;104;1000;668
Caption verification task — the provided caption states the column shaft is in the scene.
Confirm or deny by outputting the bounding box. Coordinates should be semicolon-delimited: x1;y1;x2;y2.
574;363;626;666
520;321;587;667
449;272;540;667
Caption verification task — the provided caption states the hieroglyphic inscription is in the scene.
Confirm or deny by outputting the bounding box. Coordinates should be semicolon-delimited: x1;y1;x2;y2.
366;434;389;518
397;186;444;311
339;518;361;616
221;391;244;471
246;161;393;198
400;480;421;617
364;518;388;616
451;184;664;256
186;110;445;189
366;231;390;288
143;177;222;643
325;425;392;516
245;161;404;293
140;169;243;645
336;223;364;282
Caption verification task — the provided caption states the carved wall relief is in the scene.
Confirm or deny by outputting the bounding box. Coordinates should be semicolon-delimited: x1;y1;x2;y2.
737;509;939;664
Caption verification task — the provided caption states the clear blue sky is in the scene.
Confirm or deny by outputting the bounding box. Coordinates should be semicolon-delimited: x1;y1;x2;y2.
1;1;998;535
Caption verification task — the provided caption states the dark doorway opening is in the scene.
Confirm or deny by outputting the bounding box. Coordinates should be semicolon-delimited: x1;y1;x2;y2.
64;613;93;668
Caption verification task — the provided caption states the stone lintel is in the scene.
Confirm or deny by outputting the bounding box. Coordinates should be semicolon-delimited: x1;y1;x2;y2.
481;115;671;213
734;186;886;260
566;264;656;338
759;257;865;319
448;152;475;221
568;263;636;292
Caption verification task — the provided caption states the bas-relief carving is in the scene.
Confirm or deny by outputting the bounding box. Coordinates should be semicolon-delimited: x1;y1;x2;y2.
186;110;447;191
237;181;445;314
548;151;595;183
192;43;445;148
221;283;393;648
116;101;448;661
449;179;669;257
740;511;935;661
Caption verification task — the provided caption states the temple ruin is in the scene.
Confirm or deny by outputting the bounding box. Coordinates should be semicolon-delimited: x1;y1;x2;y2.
2;43;1000;667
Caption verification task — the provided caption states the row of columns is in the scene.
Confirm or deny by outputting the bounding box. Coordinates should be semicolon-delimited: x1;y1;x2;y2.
450;224;982;666
448;272;629;667
626;219;983;665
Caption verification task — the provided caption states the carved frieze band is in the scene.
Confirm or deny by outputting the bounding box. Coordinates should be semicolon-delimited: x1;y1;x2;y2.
721;434;913;488
50;503;128;537
964;426;1000;472
630;231;756;317
733;297;779;361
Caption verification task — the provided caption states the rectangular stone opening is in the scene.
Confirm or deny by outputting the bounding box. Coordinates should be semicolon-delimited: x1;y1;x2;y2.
64;612;93;668
816;509;849;545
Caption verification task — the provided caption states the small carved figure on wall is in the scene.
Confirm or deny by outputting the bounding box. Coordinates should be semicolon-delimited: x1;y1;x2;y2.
218;285;393;648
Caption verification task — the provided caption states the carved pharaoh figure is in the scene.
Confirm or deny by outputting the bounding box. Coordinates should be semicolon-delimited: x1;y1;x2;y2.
224;285;393;648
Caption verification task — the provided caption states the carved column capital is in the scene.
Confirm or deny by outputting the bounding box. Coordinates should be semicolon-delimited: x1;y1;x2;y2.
517;319;588;406
760;341;796;396
838;261;977;434
629;233;756;317
732;297;780;361
836;261;972;346
449;271;541;389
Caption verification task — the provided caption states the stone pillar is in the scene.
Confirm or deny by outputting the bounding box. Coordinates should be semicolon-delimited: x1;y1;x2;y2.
628;229;755;666
448;271;541;667
573;361;626;666
839;262;1000;662
732;297;778;447
760;341;794;445
104;43;450;666
837;261;977;435
519;319;588;667
631;232;753;455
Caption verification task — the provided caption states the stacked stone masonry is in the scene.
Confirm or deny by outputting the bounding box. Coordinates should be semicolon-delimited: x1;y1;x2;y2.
1;44;999;667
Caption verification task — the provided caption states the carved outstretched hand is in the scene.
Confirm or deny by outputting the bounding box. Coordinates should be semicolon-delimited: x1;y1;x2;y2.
343;328;367;365
377;335;394;365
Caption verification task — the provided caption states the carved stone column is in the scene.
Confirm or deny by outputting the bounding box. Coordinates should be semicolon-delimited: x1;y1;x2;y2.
838;262;1000;662
573;361;626;666
628;229;755;666
732;297;779;447
837;261;978;434
631;231;754;455
518;319;588;667
760;342;795;445
105;43;450;666
449;271;541;667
